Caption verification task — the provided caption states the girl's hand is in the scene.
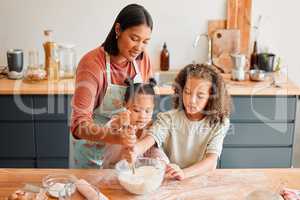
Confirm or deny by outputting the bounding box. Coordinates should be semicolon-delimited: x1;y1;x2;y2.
120;125;137;147
165;163;185;181
118;110;131;128
121;146;138;164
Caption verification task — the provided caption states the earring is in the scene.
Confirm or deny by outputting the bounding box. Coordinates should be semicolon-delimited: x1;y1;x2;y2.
116;34;119;39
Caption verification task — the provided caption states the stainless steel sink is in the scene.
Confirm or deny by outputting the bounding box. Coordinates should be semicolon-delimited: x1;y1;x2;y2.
153;71;178;86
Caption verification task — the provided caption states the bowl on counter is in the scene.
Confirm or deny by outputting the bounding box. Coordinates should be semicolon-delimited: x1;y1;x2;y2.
42;174;77;198
115;158;166;195
249;69;266;81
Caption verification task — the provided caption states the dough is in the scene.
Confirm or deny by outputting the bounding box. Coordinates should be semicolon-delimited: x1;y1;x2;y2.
246;190;284;200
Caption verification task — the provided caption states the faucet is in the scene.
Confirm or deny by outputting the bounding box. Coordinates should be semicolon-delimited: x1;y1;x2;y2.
193;33;225;73
193;33;212;65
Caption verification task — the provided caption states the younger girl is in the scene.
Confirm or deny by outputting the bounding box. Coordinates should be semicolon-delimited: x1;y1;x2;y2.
101;78;169;168
128;64;231;180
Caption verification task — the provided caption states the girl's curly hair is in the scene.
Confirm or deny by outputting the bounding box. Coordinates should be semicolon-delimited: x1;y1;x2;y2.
173;63;231;125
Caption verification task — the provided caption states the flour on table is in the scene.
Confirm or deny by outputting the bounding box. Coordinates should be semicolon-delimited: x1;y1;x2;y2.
246;190;284;200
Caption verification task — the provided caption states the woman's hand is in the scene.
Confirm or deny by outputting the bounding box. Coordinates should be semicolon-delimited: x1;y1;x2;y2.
119;125;137;147
165;163;185;181
110;110;131;130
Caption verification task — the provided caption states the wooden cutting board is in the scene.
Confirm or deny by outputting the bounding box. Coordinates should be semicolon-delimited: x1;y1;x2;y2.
212;29;240;73
208;20;227;38
227;0;252;55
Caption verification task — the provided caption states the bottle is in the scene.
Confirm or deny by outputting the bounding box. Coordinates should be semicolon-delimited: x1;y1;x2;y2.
43;30;60;81
250;41;258;70
160;42;169;71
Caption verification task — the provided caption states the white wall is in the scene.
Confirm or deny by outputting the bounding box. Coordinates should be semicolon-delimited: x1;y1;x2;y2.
1;0;300;166
1;0;299;76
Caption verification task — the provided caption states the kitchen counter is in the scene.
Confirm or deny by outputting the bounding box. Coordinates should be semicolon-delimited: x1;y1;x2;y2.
0;78;75;95
1;168;300;199
0;72;300;95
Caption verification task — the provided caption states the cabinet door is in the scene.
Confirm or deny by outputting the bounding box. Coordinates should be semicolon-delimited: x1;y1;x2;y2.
0;95;33;121
224;123;294;146
154;95;173;117
0;123;35;158
33;95;72;121
0;159;35;168
37;158;68;168
230;96;296;122
35;122;69;158
220;147;292;168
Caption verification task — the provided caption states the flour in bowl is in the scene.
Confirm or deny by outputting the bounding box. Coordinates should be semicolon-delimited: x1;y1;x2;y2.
118;166;163;194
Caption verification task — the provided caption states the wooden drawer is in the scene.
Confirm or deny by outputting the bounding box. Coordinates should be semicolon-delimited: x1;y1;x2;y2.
224;123;294;146
230;96;296;122
33;95;72;121
220;147;292;168
0;95;33;121
35;122;69;158
0;123;35;158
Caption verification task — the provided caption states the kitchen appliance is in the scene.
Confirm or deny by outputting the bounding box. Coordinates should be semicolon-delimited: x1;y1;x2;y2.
7;49;24;79
231;53;247;81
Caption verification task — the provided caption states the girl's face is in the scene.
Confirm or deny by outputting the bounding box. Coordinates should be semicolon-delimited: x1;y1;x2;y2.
183;77;211;118
116;24;151;61
126;94;154;129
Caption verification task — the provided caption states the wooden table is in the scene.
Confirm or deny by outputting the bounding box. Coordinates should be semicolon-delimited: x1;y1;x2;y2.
0;168;300;199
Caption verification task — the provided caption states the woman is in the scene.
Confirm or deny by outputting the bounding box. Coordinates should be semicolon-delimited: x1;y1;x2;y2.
70;4;153;168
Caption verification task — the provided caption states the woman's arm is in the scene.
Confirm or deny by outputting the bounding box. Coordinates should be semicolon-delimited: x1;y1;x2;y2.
70;62;135;145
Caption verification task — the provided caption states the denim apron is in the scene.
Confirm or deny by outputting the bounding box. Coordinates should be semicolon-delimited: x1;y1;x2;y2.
69;52;143;168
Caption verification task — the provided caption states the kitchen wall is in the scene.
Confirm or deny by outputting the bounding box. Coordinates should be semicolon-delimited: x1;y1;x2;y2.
1;0;300;166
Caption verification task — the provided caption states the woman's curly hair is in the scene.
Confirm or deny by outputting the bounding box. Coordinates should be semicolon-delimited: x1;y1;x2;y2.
173;63;231;125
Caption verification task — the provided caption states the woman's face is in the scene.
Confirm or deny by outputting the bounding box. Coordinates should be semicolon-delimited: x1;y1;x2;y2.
183;77;211;116
116;24;151;61
126;94;154;129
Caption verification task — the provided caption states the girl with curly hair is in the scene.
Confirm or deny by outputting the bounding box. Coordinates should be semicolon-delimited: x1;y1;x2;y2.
125;63;231;180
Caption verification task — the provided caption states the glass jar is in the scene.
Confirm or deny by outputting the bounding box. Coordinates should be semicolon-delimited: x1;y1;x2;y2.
28;49;39;69
58;44;76;79
24;50;47;82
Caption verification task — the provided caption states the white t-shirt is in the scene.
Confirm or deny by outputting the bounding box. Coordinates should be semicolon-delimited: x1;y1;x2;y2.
149;109;230;168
